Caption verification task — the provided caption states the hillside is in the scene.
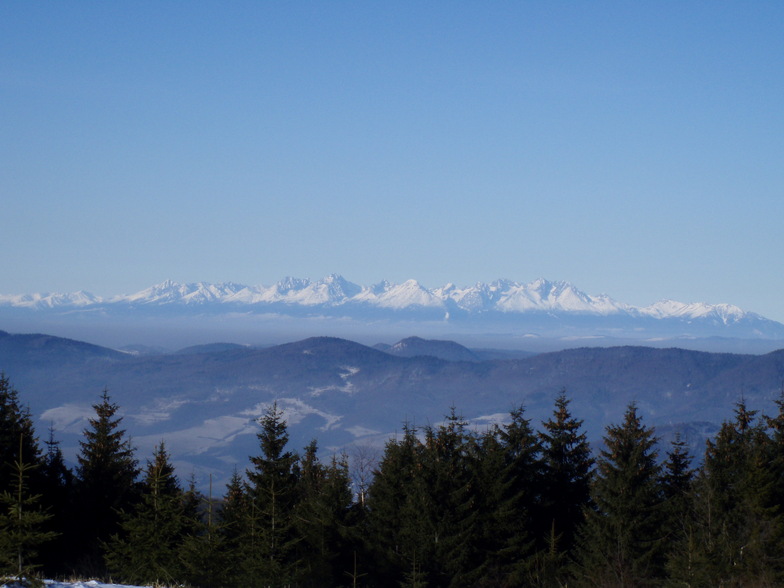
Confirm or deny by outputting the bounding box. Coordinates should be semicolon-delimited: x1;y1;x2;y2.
1;330;783;489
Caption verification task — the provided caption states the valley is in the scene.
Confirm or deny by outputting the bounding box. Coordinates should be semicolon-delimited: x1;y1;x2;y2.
1;329;782;490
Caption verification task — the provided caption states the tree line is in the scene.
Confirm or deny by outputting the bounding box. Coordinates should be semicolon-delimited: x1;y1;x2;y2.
3;371;784;587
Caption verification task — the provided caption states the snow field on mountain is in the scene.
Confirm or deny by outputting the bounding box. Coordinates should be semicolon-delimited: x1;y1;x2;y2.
0;275;758;322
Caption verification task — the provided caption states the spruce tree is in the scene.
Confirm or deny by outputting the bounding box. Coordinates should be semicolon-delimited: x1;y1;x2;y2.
0;435;57;584
575;403;665;587
244;402;300;586
293;443;356;586
0;374;43;497
38;426;75;577
216;469;253;586
74;389;140;576
680;400;783;585
178;474;229;588
493;404;543;586
659;433;699;586
104;442;188;585
538;391;593;554
464;427;507;585
425;408;480;585
660;433;694;539
766;391;784;507
366;423;421;586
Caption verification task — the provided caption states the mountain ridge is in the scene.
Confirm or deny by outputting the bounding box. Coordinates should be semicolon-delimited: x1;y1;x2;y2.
2;329;784;490
0;275;773;322
3;276;783;345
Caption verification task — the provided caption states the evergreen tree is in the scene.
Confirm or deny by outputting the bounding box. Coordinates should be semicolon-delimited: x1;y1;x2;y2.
492;404;543;586
216;469;254;586
538;392;593;554
104;442;189;585
659;433;700;586
73;389;140;576
0;435;57;584
677;400;783;585
366;423;421;586
179;474;230;588
766;391;784;507
575;404;665;587
660;433;694;539
371;411;480;587
466;428;509;585
423;408;480;586
0;374;43;497
37;426;75;577
244;402;300;586
293;442;357;586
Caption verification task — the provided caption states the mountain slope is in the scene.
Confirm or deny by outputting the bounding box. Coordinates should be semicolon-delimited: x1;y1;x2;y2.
2;331;784;491
378;336;481;361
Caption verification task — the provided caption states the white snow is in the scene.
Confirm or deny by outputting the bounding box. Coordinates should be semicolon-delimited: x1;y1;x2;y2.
0;275;762;325
39;404;94;434
135;415;258;456
240;398;343;432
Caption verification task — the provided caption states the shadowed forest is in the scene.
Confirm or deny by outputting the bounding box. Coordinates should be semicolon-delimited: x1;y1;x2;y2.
2;372;784;587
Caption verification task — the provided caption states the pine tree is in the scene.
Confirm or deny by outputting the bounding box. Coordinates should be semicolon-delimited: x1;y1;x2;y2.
293;442;356;586
538;392;593;553
766;391;784;507
216;469;254;586
104;442;188;585
660;433;694;539
679;400;783;585
492;404;543;586
366;423;421;586
0;435;57;584
179;474;230;588
73;389;140;577
37;426;75;577
244;402;300;586
659;433;699;586
425;408;480;585
467;428;512;585
574;404;665;587
0;374;43;497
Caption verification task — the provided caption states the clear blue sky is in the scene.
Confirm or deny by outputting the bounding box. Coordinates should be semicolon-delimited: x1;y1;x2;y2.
2;2;784;319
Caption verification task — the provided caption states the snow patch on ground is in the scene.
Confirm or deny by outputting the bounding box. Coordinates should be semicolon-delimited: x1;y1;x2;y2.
135;415;257;455
39;404;94;433
309;366;360;397
345;425;382;437
469;412;509;429
241;398;343;431
131;396;191;425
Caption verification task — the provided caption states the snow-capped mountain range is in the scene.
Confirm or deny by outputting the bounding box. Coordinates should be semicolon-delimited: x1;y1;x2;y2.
0;275;753;318
2;275;782;342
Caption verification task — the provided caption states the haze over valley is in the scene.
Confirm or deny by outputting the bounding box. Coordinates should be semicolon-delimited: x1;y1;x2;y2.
2;326;784;491
2;276;783;353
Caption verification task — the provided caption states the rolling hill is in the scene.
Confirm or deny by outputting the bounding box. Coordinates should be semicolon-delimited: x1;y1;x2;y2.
2;329;783;490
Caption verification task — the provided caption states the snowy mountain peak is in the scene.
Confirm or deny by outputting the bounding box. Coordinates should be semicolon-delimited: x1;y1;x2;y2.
641;300;750;323
2;277;780;339
316;274;362;299
275;276;311;293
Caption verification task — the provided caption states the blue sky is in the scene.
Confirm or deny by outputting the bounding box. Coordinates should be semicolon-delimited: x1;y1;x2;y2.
2;2;784;319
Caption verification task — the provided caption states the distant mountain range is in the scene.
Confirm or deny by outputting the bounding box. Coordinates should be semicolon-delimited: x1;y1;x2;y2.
2;329;784;491
2;276;783;347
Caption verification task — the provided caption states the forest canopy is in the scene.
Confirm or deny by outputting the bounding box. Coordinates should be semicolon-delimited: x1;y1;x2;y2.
2;374;784;587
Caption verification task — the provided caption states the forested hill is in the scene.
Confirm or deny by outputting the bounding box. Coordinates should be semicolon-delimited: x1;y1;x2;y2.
3;382;784;586
1;330;784;490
